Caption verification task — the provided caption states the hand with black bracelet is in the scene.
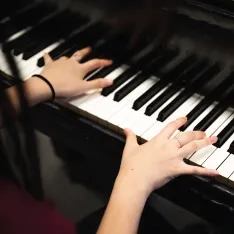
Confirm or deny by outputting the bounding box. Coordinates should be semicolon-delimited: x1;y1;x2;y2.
1;47;113;124
38;47;113;99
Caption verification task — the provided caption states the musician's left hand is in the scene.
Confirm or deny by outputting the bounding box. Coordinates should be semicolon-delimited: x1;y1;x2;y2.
39;47;113;99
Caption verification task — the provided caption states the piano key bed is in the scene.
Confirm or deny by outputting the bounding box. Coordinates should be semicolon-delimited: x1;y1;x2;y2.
2;0;234;231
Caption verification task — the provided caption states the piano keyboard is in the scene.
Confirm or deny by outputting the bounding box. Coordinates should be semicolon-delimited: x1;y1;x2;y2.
2;1;234;189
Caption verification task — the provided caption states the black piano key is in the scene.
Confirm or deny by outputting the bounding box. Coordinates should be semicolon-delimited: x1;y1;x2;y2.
101;46;162;97
87;37;150;81
0;0;33;21
82;35;130;80
12;10;67;55
150;48;180;74
194;103;228;132
36;22;109;67
101;68;137;96
145;84;181;116
80;32;129;63
14;9;82;57
86;62;122;81
215;118;234;148
22;10;87;60
113;48;178;102
180;99;212;131
86;46;143;81
132;54;198;110
229;140;234;154
180;72;234;131
144;57;208;117
157;89;193;121
0;2;56;41
114;73;148;102
158;61;217;121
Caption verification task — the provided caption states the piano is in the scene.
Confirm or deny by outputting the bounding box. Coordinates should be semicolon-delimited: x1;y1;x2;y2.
2;0;234;231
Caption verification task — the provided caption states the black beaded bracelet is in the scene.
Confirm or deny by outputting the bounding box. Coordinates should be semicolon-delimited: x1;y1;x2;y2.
32;74;55;101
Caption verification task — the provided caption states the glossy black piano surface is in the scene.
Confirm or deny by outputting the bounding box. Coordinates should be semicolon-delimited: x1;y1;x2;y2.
2;0;234;231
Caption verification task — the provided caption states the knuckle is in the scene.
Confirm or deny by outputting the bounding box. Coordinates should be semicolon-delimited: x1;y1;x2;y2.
98;79;104;87
206;138;212;145
191;167;198;174
190;141;199;150
93;59;99;64
169;121;179;129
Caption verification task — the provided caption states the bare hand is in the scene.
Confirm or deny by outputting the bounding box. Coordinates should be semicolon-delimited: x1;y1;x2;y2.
119;117;219;196
40;47;113;98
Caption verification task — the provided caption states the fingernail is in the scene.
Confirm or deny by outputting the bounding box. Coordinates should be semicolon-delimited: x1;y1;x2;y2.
210;136;218;144
104;79;113;86
211;170;219;176
178;116;187;122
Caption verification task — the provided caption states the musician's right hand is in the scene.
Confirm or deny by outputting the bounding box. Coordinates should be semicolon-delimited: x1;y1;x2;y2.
117;117;219;196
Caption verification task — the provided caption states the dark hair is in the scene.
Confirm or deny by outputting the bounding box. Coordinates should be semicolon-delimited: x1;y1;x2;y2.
0;42;43;200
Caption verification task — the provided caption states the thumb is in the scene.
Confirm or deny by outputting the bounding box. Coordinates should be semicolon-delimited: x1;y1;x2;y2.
44;53;53;65
84;78;113;91
123;129;138;154
181;165;219;177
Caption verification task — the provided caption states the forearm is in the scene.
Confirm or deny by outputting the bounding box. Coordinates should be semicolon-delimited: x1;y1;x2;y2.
1;77;51;125
97;172;149;234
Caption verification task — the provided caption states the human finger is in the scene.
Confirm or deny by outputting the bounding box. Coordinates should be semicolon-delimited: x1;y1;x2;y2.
172;131;206;148
71;47;91;62
82;58;112;72
83;78;113;92
180;164;219;177
59;56;68;61
123;128;138;155
179;136;217;158
155;117;187;140
43;53;53;65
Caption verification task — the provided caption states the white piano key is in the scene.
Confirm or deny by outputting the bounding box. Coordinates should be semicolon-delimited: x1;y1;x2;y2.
0;28;33;75
79;66;131;113
189;111;234;164
88;71;141;115
71;65;128;111
140;88;184;140
202;148;230;170
188;145;217;165
118;84;170;136
221;132;234;151
185;103;217;131
202;129;234;170
19;41;63;78
205;108;234;137
217;154;234;179
164;94;202;123
94;76;156;123
23;67;43;81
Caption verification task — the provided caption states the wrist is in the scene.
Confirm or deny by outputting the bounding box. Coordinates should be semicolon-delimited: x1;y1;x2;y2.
24;77;52;104
114;170;151;202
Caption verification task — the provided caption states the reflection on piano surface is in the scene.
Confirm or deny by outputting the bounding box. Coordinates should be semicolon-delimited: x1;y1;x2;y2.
2;0;234;231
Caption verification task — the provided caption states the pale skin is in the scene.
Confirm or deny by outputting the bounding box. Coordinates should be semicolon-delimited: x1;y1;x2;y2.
1;47;219;233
